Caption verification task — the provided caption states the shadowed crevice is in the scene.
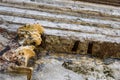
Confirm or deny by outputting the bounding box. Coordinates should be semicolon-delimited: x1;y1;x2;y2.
87;42;93;54
72;40;80;52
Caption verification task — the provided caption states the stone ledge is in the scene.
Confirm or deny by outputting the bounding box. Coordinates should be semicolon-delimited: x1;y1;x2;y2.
0;0;120;58
1;27;120;58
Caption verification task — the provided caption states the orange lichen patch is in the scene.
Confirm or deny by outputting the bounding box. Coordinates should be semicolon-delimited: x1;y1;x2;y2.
30;32;42;45
2;46;35;67
0;23;44;80
17;23;44;46
8;66;33;80
14;46;36;66
17;23;44;35
22;31;42;46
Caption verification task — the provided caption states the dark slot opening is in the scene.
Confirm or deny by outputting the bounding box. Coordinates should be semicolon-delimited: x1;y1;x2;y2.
40;33;46;49
87;42;93;54
72;40;80;52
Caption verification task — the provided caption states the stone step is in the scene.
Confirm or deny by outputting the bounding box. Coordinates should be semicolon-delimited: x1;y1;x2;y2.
0;6;120;30
0;15;120;38
0;22;120;46
0;0;120;18
0;26;120;58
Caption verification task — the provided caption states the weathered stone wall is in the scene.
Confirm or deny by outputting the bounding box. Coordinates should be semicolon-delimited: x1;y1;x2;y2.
92;42;120;58
0;0;120;58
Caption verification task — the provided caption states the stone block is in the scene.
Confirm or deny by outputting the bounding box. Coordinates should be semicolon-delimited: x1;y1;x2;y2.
45;35;74;53
92;42;120;58
72;41;88;54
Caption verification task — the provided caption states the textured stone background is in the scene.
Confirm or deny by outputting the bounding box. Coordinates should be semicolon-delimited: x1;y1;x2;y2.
0;0;120;80
0;0;120;58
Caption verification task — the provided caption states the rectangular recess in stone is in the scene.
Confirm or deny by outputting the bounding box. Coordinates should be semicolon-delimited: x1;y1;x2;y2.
71;40;80;52
87;42;93;54
92;42;120;58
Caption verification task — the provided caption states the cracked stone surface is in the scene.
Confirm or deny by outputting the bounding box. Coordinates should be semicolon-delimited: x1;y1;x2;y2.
0;0;120;80
62;56;120;80
0;53;120;80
